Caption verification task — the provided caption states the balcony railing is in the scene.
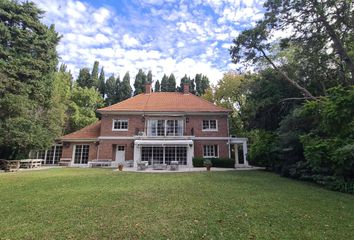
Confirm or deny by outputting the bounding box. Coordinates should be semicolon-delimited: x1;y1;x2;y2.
146;126;183;137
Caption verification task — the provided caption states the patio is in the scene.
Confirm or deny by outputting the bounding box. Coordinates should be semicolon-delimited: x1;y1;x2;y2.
117;165;261;173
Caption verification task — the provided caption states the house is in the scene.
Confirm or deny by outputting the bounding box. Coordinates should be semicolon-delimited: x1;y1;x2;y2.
58;83;248;168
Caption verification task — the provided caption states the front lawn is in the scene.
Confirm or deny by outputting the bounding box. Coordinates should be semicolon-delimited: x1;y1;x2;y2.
0;168;353;239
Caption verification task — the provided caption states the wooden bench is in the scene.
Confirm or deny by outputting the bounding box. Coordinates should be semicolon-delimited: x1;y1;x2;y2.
0;160;20;172
20;159;42;169
89;161;112;168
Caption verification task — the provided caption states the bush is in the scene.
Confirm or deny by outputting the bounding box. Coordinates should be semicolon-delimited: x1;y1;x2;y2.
192;157;235;168
248;129;278;169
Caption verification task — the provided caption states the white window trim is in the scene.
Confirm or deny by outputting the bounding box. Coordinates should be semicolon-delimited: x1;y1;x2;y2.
202;119;218;132
112;119;129;131
72;144;90;165
203;145;219;158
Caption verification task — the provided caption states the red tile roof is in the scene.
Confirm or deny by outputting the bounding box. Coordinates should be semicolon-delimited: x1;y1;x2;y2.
61;121;101;140
97;92;231;113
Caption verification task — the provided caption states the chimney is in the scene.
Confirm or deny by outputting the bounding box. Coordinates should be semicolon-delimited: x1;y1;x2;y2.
183;83;190;94
145;83;152;94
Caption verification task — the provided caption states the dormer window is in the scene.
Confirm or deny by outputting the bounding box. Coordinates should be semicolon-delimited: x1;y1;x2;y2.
112;119;128;131
202;120;217;131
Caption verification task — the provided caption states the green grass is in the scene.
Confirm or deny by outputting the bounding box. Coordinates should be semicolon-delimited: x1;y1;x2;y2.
0;169;353;240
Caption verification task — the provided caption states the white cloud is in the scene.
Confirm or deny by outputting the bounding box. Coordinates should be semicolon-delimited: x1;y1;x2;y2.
33;0;265;86
122;34;140;47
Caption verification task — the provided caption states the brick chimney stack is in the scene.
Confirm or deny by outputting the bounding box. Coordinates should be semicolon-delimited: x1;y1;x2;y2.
183;83;190;94
145;83;152;94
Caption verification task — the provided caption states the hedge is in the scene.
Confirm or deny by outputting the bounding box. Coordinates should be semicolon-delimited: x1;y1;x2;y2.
192;157;235;168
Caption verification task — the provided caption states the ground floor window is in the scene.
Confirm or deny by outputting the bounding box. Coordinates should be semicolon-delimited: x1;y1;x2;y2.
141;146;187;165
74;145;89;164
203;145;219;158
31;145;63;165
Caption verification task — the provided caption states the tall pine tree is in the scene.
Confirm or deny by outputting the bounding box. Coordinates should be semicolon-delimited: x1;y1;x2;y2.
147;70;153;83
105;75;117;106
133;69;147;95
154;80;160;92
178;74;190;92
91;61;99;88
98;67;105;98
0;1;60;159
168;73;176;92
120;72;132;101
160;74;169;92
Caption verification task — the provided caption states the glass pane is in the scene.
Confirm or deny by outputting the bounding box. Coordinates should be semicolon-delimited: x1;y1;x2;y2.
74;145;82;164
202;120;209;129
177;147;187;165
54;146;63;164
210;120;217;129
157;120;165;136
165;147;176;165
81;145;89;164
141;147;153;165
152;147;163;164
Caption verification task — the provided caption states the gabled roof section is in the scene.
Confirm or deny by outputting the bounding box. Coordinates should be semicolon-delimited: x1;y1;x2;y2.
61;121;101;140
97;92;231;113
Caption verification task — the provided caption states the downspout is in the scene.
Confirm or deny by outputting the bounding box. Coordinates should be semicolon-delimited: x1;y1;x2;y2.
227;114;231;159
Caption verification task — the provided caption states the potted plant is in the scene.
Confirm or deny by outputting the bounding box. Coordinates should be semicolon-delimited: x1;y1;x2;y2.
203;159;212;171
118;163;124;171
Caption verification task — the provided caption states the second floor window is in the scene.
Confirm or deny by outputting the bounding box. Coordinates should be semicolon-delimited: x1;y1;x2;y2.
148;119;183;136
113;119;128;131
202;120;217;131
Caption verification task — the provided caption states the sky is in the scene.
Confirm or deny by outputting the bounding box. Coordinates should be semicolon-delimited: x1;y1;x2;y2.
33;0;265;85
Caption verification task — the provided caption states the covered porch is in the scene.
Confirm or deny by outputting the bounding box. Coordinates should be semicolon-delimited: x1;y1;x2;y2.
229;138;249;168
133;139;194;168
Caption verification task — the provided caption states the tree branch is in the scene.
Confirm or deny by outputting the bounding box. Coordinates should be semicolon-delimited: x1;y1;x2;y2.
258;48;317;100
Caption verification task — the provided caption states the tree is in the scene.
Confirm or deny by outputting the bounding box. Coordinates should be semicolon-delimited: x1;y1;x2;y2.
167;73;176;92
0;0;60;159
76;68;92;88
154;79;160;92
98;67;105;98
147;70;153;83
105;75;117;106
91;61;99;88
133;69;147;95
120;72;132;101
195;74;210;95
67;86;104;133
160;74;169;92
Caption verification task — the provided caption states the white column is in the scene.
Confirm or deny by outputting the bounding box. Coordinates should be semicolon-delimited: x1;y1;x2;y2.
243;141;249;166
133;143;140;168
187;144;194;168
234;144;239;168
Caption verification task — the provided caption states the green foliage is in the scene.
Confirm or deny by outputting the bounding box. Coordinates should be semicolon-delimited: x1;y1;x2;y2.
133;69;147;95
154;79;160;92
0;0;60;159
98;67;105;98
67;86;104;133
195;74;210;96
160;74;169;92
120;72;132;101
76;68;92;88
105;75;117;106
203;159;212;167
91;61;99;88
248;129;278;169
167;73;176;92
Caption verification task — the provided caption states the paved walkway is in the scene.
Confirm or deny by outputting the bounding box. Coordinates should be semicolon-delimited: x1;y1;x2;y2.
116;166;263;173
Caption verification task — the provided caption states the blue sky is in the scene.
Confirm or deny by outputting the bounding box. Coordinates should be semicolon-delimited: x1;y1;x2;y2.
34;0;265;85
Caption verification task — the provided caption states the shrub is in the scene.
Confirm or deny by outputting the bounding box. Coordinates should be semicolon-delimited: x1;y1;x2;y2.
192;157;235;168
